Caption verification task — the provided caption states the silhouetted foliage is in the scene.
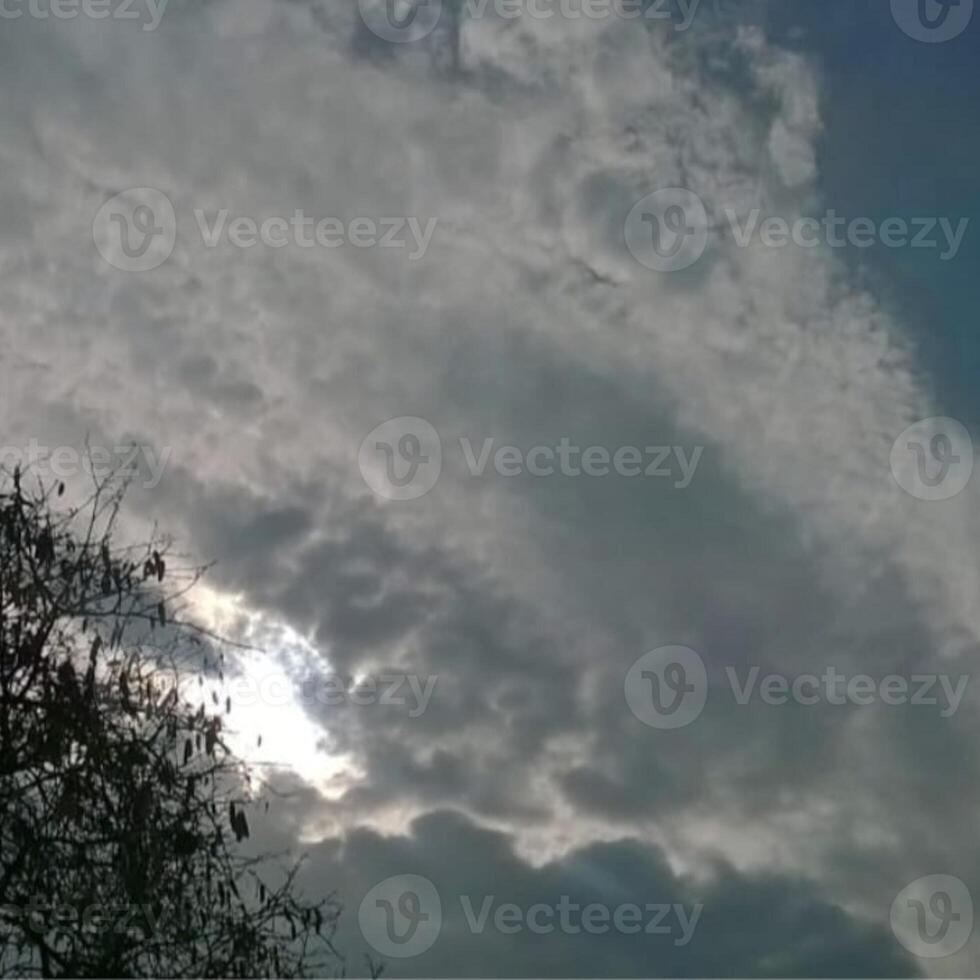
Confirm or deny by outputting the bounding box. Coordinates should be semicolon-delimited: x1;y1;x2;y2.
0;467;343;978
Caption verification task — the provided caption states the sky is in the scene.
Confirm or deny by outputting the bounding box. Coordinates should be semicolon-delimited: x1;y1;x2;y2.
1;0;979;975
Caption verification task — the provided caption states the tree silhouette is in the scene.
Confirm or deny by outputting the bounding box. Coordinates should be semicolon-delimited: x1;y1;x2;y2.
0;466;346;978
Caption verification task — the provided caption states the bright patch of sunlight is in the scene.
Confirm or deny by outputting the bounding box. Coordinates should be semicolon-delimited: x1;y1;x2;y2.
185;584;362;800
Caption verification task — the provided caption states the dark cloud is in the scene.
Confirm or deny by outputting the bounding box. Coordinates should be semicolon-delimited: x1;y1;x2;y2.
301;809;920;977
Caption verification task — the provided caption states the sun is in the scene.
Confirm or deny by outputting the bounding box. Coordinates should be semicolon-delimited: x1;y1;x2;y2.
185;584;362;801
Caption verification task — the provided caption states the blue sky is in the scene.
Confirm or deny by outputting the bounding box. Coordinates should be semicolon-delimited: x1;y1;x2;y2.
773;0;980;428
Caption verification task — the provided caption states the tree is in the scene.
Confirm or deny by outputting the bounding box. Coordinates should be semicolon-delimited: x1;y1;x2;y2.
0;466;345;978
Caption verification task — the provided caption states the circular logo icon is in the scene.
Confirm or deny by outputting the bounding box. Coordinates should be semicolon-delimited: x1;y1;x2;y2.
625;646;708;729
891;0;973;42
93;187;177;272
624;188;709;273
359;417;442;501
890;417;973;501
358;874;442;958
890;874;973;958
357;0;443;43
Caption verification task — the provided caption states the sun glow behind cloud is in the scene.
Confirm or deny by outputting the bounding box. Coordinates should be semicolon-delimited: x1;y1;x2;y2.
187;584;359;800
